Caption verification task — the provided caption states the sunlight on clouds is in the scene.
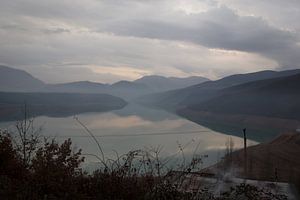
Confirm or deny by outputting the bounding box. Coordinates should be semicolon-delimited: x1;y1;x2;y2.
173;0;214;14
207;48;278;73
88;65;150;81
209;48;278;67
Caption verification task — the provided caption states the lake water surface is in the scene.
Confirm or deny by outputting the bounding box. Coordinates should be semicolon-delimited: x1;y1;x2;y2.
0;103;257;169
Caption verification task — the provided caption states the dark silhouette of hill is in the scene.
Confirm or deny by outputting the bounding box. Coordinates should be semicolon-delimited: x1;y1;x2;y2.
0;92;127;121
111;80;148;90
0;65;209;100
109;81;150;99
203;132;300;183
134;75;209;92
136;69;300;141
45;81;109;93
188;73;300;119
0;65;45;92
45;80;148;99
137;69;300;109
49;75;209;98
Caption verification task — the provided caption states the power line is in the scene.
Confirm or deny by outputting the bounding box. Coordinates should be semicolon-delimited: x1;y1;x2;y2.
45;130;212;138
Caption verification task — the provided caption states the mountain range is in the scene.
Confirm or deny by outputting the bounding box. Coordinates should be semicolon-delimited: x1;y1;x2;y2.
137;69;300;110
0;65;209;99
188;73;300;119
136;68;300;140
1;64;300;135
0;65;45;92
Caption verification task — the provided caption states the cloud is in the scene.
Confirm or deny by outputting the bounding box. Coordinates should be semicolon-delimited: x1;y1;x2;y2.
0;0;299;83
216;0;300;31
101;6;298;67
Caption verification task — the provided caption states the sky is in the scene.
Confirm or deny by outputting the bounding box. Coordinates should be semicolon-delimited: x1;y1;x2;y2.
0;0;300;83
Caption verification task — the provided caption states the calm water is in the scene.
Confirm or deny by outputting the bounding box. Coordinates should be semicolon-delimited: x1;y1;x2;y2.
0;103;257;169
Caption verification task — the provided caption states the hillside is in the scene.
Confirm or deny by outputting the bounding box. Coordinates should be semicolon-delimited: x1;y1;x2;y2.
111;81;148;90
134;75;209;92
188;73;300;119
0;65;45;92
45;81;109;93
0;66;211;100
204;132;300;183
0;92;127;121
137;69;300;109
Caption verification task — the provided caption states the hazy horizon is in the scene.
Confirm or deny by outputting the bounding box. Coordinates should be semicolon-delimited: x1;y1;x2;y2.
2;64;300;85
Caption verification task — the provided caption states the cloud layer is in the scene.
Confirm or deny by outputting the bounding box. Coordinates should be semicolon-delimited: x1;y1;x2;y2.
0;0;299;83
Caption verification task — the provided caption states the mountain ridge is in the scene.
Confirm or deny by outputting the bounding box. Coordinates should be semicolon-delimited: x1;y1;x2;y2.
134;75;210;91
0;65;210;98
137;68;300;109
188;73;300;119
0;92;127;121
0;65;45;92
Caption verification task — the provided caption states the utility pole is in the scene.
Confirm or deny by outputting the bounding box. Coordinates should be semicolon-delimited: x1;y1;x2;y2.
243;128;247;178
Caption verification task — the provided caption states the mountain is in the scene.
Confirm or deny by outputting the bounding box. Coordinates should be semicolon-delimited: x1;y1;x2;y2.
0;66;211;100
203;132;300;182
0;65;45;92
109;81;150;99
0;92;127;121
111;81;148;90
188;73;300;119
45;81;109;93
176;73;300;141
134;75;209;92
49;75;209;96
137;69;300;109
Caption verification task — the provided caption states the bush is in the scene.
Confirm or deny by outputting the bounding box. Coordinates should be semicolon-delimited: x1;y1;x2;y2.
0;129;289;200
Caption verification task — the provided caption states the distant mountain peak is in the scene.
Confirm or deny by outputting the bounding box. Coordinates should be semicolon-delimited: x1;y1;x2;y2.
134;75;210;91
134;75;168;82
0;65;44;92
54;80;107;87
111;80;148;89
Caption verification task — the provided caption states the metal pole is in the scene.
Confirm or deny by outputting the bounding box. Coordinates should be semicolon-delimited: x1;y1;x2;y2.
243;128;247;178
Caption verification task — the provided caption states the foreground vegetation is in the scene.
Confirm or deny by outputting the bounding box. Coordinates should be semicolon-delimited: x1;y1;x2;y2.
0;117;290;199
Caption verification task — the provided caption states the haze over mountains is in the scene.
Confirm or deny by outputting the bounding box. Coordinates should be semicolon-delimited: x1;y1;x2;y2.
189;73;300;119
0;65;45;92
0;92;127;121
137;68;300;139
134;75;209;91
0;65;209;99
138;69;300;110
1;64;300;135
0;65;209;120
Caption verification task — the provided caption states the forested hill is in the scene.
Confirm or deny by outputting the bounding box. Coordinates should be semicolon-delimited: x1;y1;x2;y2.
0;92;127;121
188;73;300;119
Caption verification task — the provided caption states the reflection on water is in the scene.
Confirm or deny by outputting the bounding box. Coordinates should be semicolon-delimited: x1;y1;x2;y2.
0;103;257;169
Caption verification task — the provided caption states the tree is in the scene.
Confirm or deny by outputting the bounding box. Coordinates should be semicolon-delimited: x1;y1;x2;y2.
31;138;85;198
15;104;41;168
0;130;27;199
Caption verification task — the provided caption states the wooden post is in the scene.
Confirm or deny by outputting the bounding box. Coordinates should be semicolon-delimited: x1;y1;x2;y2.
243;128;247;177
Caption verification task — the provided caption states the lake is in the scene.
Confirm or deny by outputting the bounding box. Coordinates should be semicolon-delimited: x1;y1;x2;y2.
0;103;257;170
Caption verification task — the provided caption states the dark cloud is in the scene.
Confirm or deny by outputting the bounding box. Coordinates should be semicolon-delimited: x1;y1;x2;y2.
102;6;299;67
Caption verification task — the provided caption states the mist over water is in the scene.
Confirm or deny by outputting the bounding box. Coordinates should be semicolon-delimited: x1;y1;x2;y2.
0;103;257;169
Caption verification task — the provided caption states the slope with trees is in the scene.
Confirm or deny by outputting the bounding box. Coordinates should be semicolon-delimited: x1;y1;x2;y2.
137;69;300;110
0;92;127;121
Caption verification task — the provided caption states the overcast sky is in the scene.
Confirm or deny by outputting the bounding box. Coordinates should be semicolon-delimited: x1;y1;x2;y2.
0;0;299;83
